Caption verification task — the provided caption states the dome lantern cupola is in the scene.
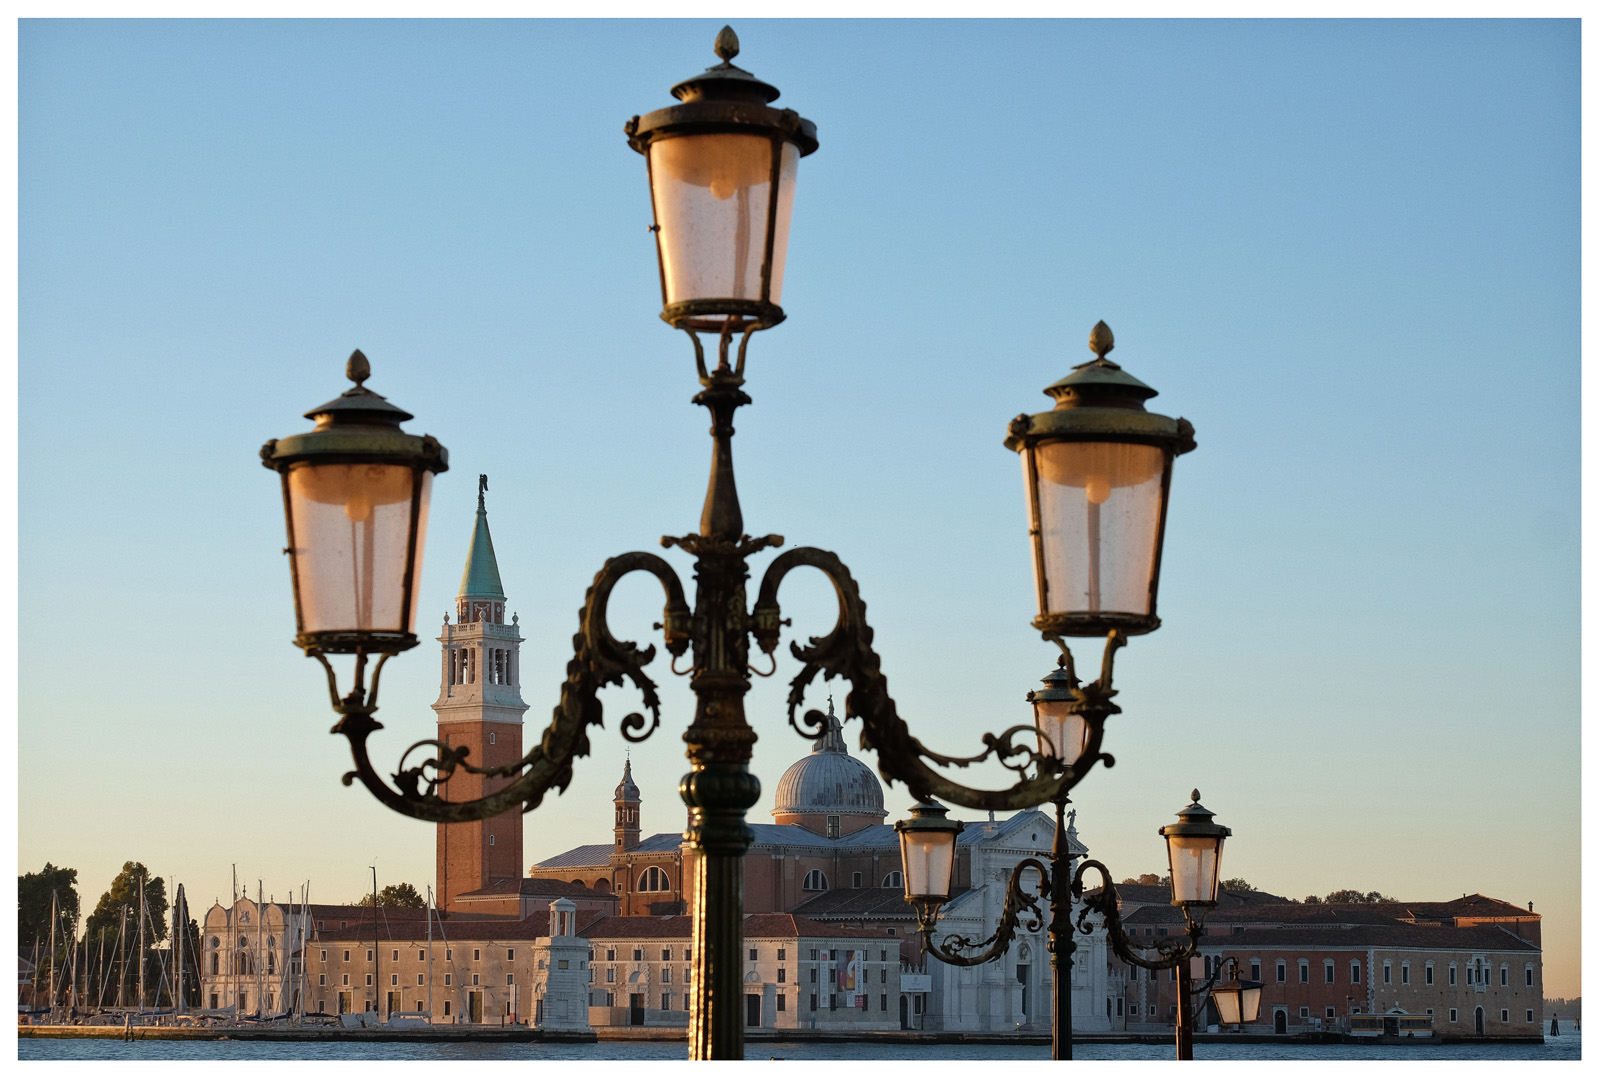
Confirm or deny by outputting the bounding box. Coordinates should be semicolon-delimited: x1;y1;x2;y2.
771;698;886;838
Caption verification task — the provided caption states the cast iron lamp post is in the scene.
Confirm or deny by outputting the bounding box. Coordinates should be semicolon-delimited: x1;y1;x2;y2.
899;790;1231;1061
260;27;1196;1061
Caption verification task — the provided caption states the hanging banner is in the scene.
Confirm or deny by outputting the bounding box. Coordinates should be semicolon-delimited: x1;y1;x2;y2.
836;949;865;1007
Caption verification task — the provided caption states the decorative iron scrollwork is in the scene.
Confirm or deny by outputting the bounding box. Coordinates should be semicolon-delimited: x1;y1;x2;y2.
1071;858;1202;971
751;546;1126;812
917;856;1050;968
323;550;690;823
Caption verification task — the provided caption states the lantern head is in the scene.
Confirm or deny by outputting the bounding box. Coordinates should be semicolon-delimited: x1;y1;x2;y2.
1005;322;1196;637
1028;659;1091;770
895;800;963;916
260;350;448;655
1159;789;1231;915
625;26;819;335
1210;961;1264;1027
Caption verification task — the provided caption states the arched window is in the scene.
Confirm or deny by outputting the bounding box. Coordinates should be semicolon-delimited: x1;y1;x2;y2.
210;953;219;975
882;871;903;889
638;866;670;892
803;870;828;891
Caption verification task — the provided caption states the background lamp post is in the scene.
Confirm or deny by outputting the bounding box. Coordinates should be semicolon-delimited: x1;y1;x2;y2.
905;791;1233;1061
262;28;1197;1061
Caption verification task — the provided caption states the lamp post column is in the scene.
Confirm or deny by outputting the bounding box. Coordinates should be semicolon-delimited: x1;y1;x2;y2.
680;371;761;1061
1048;796;1075;1060
1175;957;1196;1060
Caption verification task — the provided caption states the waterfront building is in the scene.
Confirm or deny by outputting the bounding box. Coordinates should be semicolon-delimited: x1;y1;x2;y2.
581;913;905;1032
531;710;1113;1033
1110;892;1544;1038
302;898;590;1029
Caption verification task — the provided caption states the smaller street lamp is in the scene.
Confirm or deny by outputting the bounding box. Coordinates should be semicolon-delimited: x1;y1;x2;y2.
900;789;1234;1061
1206;956;1264;1030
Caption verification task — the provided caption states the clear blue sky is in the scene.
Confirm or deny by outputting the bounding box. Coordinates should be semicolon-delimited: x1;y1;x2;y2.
17;19;1582;997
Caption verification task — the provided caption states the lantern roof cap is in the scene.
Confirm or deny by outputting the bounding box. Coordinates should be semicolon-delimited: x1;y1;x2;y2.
1159;789;1232;840
303;349;415;427
669;26;782;105
458;475;506;600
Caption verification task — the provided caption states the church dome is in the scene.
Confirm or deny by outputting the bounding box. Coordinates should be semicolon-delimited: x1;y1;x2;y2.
770;707;886;822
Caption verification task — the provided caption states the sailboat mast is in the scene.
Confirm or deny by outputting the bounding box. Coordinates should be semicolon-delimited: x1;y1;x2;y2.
427;886;434;1020
175;883;185;1013
371;866;379;1019
138;872;147;1011
47;890;59;1016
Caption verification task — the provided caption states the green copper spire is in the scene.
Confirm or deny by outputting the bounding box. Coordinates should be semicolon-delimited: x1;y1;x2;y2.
458;473;506;600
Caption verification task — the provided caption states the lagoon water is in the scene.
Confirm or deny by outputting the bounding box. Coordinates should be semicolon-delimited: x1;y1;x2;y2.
18;1034;1582;1062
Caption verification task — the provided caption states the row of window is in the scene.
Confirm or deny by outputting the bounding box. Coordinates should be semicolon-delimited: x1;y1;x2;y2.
800;871;903;891
1227;957;1535;989
596;946;693;962
315;947;515;963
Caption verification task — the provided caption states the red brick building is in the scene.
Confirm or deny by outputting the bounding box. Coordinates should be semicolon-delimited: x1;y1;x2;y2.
1110;891;1543;1038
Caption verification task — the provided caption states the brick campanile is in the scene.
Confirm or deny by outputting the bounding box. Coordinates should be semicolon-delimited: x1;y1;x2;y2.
434;475;528;912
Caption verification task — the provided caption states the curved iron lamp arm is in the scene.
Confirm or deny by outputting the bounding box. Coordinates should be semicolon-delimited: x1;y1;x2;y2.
914;857;1050;967
323;550;691;823
752;546;1124;812
1070;858;1204;972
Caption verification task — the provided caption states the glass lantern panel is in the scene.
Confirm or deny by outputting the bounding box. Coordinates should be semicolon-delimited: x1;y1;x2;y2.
898;829;956;900
1165;833;1224;906
1241;984;1263;1023
650;135;799;310
287;464;431;636
1027;442;1167;619
1213;988;1242;1026
1033;699;1089;766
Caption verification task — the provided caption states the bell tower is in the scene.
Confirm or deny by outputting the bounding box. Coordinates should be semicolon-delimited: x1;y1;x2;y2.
434;475;528;911
614;758;641;852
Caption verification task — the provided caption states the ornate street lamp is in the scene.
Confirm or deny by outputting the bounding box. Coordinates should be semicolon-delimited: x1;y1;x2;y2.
262;28;1198;1061
1073;790;1233;1060
904;791;1233;1061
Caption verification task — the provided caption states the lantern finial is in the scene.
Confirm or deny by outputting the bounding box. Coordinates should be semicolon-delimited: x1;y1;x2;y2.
1191;788;1201;802
346;349;371;387
714;26;740;64
1089;321;1115;361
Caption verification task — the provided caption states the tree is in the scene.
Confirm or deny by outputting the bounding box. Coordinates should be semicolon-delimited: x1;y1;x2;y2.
1120;873;1171;887
1219;877;1254;893
1302;895;1322;905
18;862;80;949
1324;889;1397;904
84;862;169;1007
355;882;426;909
